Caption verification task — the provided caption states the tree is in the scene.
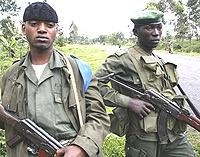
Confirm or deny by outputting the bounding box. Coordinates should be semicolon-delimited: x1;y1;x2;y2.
173;1;190;43
145;1;158;10
0;0;20;16
187;0;200;40
55;25;67;47
0;22;26;58
98;35;108;44
157;0;175;13
68;21;79;44
0;16;15;38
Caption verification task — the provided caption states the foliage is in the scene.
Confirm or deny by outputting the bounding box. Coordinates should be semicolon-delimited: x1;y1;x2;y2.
0;16;15;38
102;134;126;157
0;129;6;156
144;1;158;10
0;0;20;16
186;0;200;40
156;38;200;53
188;130;200;156
55;25;67;47
68;21;79;44
157;0;175;13
0;22;27;58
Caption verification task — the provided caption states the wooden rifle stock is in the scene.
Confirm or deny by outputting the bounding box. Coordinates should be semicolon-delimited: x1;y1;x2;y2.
179;114;200;131
0;105;19;127
38;149;51;157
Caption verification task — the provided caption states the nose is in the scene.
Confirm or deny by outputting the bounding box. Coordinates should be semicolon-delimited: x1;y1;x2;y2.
152;28;159;36
152;28;161;36
38;23;47;33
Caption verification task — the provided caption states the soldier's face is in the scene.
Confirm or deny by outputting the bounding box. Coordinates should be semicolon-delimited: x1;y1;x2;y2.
134;23;162;50
22;21;58;50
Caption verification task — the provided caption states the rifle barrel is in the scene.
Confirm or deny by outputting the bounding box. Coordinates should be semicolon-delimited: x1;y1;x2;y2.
177;84;200;119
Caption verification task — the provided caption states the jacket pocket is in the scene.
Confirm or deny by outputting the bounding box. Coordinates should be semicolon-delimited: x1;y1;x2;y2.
139;111;158;133
163;62;179;86
2;81;18;113
141;56;164;81
109;107;129;137
125;135;147;157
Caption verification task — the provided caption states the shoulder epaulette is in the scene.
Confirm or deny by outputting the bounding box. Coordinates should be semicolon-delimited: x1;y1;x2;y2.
12;60;20;65
115;50;127;57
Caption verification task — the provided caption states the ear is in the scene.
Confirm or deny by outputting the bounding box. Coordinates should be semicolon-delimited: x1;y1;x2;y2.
133;28;138;37
56;26;58;33
22;23;26;35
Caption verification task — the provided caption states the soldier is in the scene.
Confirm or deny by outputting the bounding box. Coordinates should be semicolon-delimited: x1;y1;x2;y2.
168;40;173;54
0;2;110;157
95;10;195;157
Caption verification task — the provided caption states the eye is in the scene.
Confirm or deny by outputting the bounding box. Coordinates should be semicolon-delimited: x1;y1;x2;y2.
145;25;152;31
30;21;38;27
157;25;162;31
46;22;56;28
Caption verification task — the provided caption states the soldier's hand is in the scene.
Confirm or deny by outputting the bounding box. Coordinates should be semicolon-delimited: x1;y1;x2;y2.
56;145;88;157
128;98;155;118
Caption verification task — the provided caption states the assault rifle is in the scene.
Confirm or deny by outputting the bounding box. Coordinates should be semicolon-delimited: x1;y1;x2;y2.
0;104;63;157
97;73;200;142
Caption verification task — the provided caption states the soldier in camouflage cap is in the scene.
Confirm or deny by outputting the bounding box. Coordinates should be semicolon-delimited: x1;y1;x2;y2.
95;10;195;157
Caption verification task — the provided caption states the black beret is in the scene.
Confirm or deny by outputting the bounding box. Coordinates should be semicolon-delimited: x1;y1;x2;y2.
23;2;58;23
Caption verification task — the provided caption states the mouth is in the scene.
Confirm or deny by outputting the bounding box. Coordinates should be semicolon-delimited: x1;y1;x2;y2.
36;36;49;42
151;40;160;44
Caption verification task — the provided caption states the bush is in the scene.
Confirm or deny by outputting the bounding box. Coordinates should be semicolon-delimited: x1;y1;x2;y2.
0;129;6;156
103;133;126;157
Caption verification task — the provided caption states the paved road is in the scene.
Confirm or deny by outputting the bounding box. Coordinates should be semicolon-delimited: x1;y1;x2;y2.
91;45;200;112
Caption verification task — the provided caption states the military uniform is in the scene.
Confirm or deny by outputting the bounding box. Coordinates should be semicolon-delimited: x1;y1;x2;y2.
1;50;110;157
95;45;195;156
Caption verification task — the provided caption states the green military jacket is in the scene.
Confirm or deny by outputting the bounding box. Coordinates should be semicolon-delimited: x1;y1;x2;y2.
1;49;110;157
95;45;186;142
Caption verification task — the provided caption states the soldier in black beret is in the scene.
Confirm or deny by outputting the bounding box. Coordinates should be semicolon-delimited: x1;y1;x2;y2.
95;10;195;157
0;2;110;157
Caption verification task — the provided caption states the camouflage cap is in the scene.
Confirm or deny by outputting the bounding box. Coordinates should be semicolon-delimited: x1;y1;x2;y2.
130;10;164;25
23;2;58;23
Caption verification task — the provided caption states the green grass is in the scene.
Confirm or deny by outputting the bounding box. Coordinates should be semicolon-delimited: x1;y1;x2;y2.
55;44;110;72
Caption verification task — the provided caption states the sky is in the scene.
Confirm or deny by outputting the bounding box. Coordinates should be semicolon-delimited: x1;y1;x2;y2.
12;0;170;38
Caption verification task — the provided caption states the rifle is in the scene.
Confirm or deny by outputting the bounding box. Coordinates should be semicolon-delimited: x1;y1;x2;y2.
0;104;64;157
97;73;200;142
